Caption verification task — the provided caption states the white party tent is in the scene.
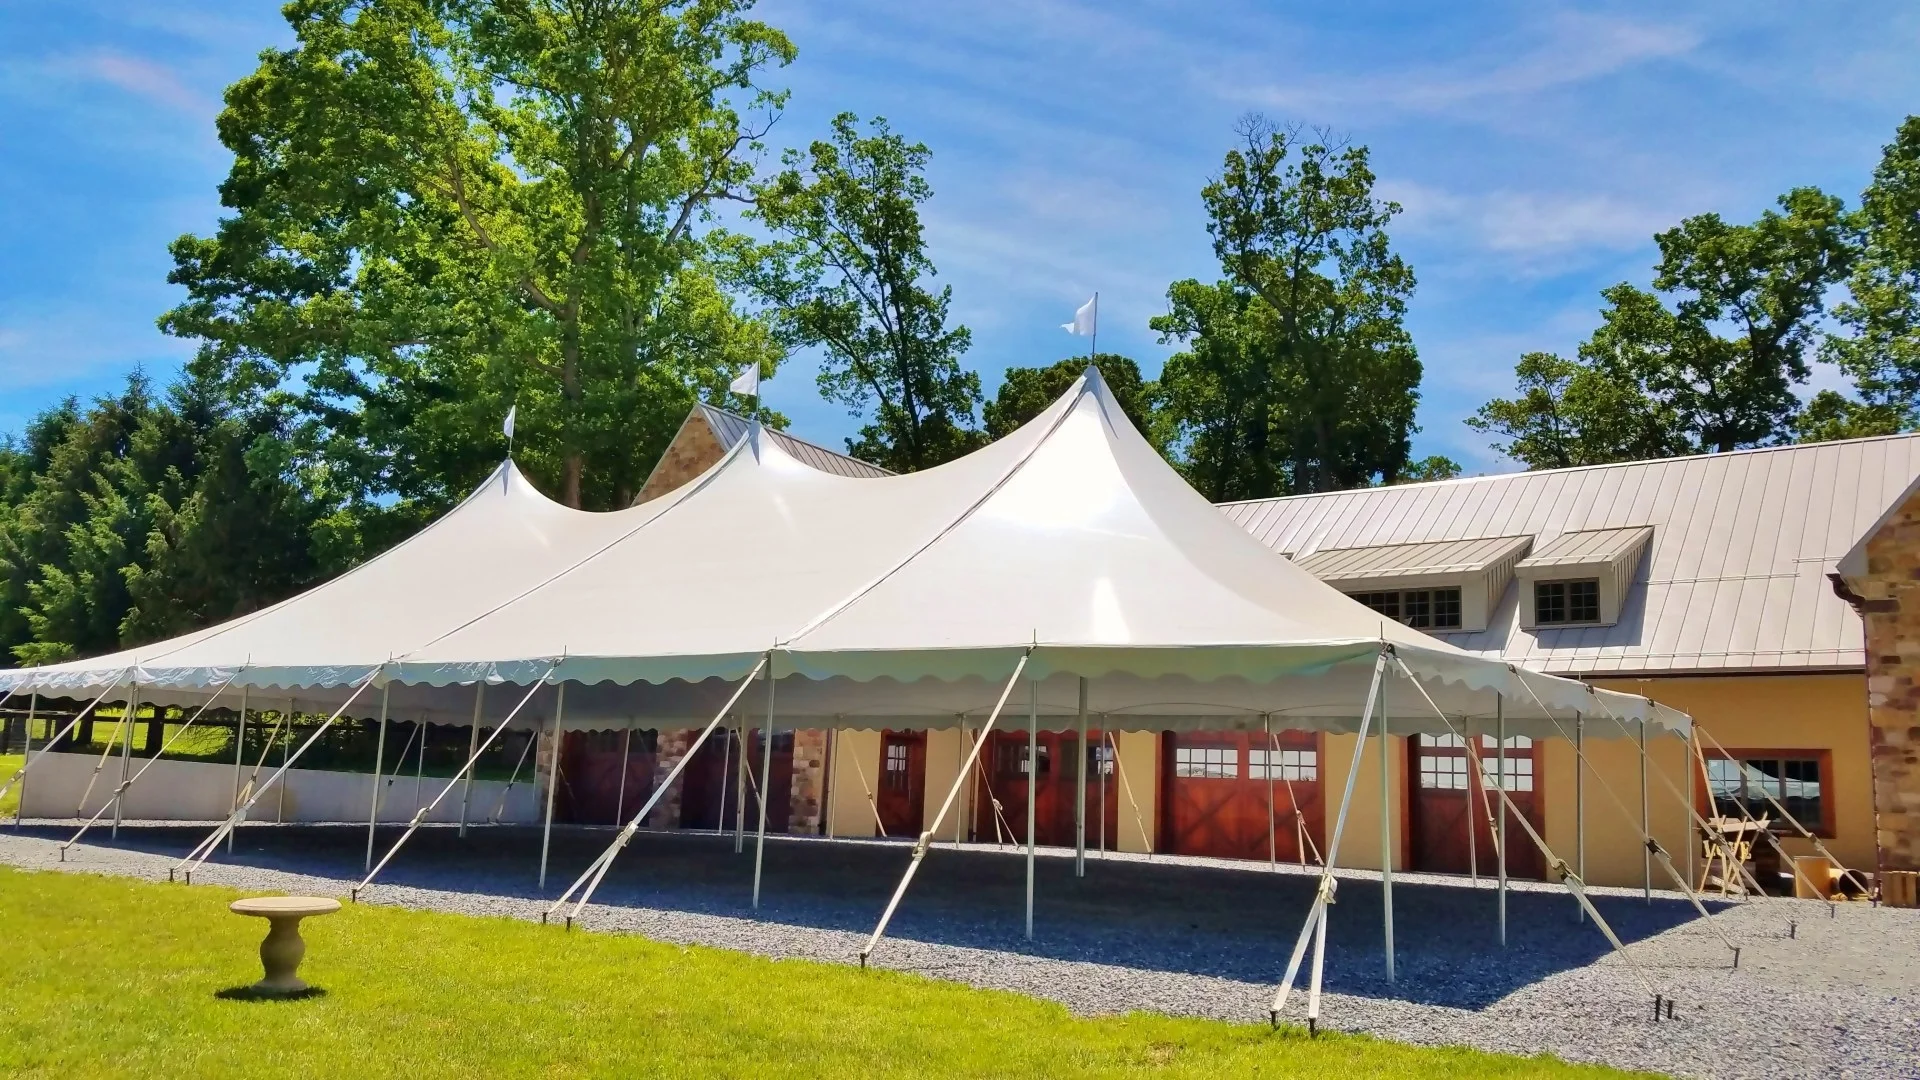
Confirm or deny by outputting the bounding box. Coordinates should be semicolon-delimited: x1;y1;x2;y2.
1;367;1708;1025
0;368;1686;741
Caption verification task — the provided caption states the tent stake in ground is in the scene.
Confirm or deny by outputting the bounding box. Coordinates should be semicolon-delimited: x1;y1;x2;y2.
546;653;770;929
859;648;1031;968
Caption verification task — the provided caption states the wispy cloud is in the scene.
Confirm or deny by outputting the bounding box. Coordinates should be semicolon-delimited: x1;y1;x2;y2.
1383;180;1679;259
1234;11;1701;119
65;50;211;115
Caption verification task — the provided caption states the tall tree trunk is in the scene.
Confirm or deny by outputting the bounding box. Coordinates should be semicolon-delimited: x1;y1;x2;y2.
562;309;585;509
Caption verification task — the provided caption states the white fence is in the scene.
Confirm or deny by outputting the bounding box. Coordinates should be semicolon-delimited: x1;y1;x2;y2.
19;751;542;824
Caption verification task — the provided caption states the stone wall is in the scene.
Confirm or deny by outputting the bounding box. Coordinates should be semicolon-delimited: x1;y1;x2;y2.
649;729;696;830
788;729;828;834
635;411;728;505
1843;489;1920;874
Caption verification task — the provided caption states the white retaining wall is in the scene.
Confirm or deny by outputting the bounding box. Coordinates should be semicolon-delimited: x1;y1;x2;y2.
18;751;542;824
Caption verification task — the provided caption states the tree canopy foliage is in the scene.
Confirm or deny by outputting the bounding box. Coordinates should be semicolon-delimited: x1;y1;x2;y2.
1473;117;1920;469
736;112;982;470
982;354;1160;443
1153;118;1423;502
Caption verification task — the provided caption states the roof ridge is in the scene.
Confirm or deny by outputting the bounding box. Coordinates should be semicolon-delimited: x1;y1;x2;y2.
695;402;893;475
1219;430;1920;508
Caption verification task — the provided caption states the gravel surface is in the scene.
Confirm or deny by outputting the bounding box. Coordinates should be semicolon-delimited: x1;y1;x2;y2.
3;822;1915;1078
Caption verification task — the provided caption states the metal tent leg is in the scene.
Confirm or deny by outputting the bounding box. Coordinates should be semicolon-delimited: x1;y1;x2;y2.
365;685;391;874
1380;678;1394;983
1639;717;1651;902
1075;678;1087;878
538;684;565;890
460;684;483;838
1575;712;1586;923
752;657;777;910
1025;678;1037;941
1497;694;1507;948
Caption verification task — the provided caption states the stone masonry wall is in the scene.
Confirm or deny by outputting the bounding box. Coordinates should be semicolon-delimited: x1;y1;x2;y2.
1849;492;1920;873
788;729;828;834
649;729;695;830
635;412;728;505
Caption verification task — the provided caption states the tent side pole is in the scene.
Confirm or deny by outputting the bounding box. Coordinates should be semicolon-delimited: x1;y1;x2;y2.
460;684;483;838
1075;679;1088;878
1270;651;1387;1028
1098;718;1108;859
13;693;34;830
955;720;968;847
1265;713;1277;871
228;687;247;854
113;684;137;839
365;684;390;874
614;727;632;827
1025;678;1038;941
858;649;1031;966
752;656;777;910
717;725;732;834
539;683;564;890
1639;717;1651;902
1575;712;1586;923
734;719;748;854
278;697;292;825
1380;678;1394;983
1497;694;1507;948
1465;717;1477;885
823;727;836;841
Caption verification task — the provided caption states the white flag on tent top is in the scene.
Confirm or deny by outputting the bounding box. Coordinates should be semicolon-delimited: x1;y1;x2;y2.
729;364;760;398
1061;294;1097;336
502;404;516;440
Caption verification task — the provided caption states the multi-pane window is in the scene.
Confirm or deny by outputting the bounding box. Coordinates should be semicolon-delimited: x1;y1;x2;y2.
1089;743;1115;778
883;741;910;792
995;741;1049;779
1419;754;1470;790
1705;755;1824;833
1348;588;1463;630
1249;748;1318;782
1174;746;1237;778
1535;579;1600;625
1480;735;1534;791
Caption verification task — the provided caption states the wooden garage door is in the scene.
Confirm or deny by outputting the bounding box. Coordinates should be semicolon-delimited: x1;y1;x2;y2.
971;730;1117;849
1162;731;1323;863
1409;733;1544;880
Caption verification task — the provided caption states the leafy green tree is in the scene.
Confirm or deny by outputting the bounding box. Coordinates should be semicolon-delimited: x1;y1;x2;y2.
738;113;981;471
1396;455;1462;483
982;354;1161;443
1827;116;1920;427
1154;118;1420;500
1791;389;1906;444
1467;351;1685;469
163;0;794;542
1474;188;1860;467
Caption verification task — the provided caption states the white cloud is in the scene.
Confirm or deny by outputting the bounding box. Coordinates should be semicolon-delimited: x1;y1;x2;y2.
1383;180;1678;259
1235;10;1701;119
64;50;212;115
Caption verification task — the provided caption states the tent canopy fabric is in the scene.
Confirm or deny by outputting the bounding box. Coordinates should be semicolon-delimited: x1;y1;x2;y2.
0;370;1686;740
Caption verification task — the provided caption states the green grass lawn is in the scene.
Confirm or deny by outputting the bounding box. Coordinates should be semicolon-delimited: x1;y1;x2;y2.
0;868;1640;1079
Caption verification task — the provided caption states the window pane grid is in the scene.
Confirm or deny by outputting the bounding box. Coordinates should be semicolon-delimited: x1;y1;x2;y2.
1708;754;1823;832
1345;587;1462;631
1174;746;1237;778
1249;748;1317;781
1537;578;1600;625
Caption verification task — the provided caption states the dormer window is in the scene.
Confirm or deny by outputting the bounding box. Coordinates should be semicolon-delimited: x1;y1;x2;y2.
1296;535;1531;635
1534;579;1600;625
1516;527;1652;631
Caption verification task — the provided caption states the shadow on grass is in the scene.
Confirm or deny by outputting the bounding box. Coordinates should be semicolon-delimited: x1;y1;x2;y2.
214;985;328;1002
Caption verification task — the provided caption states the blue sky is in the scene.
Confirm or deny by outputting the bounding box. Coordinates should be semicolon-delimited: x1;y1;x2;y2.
3;2;1917;473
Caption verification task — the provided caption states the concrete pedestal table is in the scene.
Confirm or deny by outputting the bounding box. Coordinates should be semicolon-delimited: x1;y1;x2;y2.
229;896;341;994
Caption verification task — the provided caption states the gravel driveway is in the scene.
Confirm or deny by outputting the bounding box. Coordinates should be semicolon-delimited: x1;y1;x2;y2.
2;822;1914;1078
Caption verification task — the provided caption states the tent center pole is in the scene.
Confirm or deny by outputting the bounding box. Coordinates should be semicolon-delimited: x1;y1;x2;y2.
539;684;565;890
1075;679;1088;878
365;684;391;873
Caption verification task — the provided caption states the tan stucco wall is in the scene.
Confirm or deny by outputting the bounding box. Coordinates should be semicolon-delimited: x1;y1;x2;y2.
1113;730;1157;854
922;727;964;838
1536;719;1691;892
1592;674;1875;875
825;729;881;838
1320;731;1408;873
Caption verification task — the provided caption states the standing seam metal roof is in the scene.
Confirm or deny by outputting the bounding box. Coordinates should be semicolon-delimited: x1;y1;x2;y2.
696;404;893;479
1218;435;1920;675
